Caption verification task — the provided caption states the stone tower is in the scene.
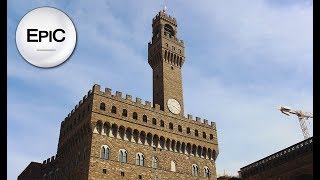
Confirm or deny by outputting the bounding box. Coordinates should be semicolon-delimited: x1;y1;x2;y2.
148;10;185;116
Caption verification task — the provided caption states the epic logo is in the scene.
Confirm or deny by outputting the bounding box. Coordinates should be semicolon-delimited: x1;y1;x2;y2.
27;29;66;42
16;7;77;68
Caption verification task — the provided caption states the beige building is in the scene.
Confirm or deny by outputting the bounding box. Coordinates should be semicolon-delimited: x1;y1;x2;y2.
18;10;219;180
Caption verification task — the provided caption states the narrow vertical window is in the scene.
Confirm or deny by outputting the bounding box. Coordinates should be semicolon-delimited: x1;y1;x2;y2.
152;157;158;168
100;103;105;110
111;106;117;114
170;161;176;172
133;112;138;120
160;120;164;127
203;132;206;139
122;109;128;117
101;146;105;158
186;127;190;134
169;123;173;130
143;115;147;123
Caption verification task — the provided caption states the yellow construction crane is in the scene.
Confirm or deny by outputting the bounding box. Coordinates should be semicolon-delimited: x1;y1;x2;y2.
277;106;313;139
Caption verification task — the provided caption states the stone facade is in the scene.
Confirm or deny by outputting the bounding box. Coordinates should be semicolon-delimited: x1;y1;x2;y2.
18;10;219;180
148;10;185;115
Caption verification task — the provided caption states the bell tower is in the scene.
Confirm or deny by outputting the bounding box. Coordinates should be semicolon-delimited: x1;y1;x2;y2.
148;10;185;116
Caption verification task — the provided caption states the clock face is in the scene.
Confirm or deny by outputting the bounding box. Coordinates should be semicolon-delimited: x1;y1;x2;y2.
167;98;181;114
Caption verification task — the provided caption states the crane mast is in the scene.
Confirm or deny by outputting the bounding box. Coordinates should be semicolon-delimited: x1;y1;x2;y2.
277;106;313;139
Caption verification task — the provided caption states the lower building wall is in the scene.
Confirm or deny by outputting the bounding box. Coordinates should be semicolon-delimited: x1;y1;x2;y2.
89;134;217;180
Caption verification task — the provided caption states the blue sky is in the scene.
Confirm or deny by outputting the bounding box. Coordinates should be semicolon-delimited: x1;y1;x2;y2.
7;0;313;179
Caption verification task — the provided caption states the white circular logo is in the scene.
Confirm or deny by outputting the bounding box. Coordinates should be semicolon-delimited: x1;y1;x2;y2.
16;7;77;68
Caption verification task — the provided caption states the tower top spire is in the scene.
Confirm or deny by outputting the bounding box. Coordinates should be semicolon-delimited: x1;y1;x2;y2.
163;0;168;13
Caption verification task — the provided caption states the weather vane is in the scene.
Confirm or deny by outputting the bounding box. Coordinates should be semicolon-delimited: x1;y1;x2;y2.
163;0;168;13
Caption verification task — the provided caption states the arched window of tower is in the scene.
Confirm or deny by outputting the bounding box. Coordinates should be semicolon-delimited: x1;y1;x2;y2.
169;122;173;130
195;130;199;137
160;120;165;127
204;166;210;177
203;132;207;139
133;112;138;120
100;103;105;111
111;106;117;114
143;115;148;123
210;134;214;140
122;109;127;117
164;24;174;37
152;118;157;125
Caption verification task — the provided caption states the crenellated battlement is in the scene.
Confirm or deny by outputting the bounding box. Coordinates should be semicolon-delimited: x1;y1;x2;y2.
186;114;215;129
92;84;216;129
61;89;93;126
153;10;177;26
149;10;184;47
42;155;56;165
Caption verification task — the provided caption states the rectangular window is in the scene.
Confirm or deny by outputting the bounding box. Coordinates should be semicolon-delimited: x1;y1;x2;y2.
102;169;107;174
121;172;125;177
